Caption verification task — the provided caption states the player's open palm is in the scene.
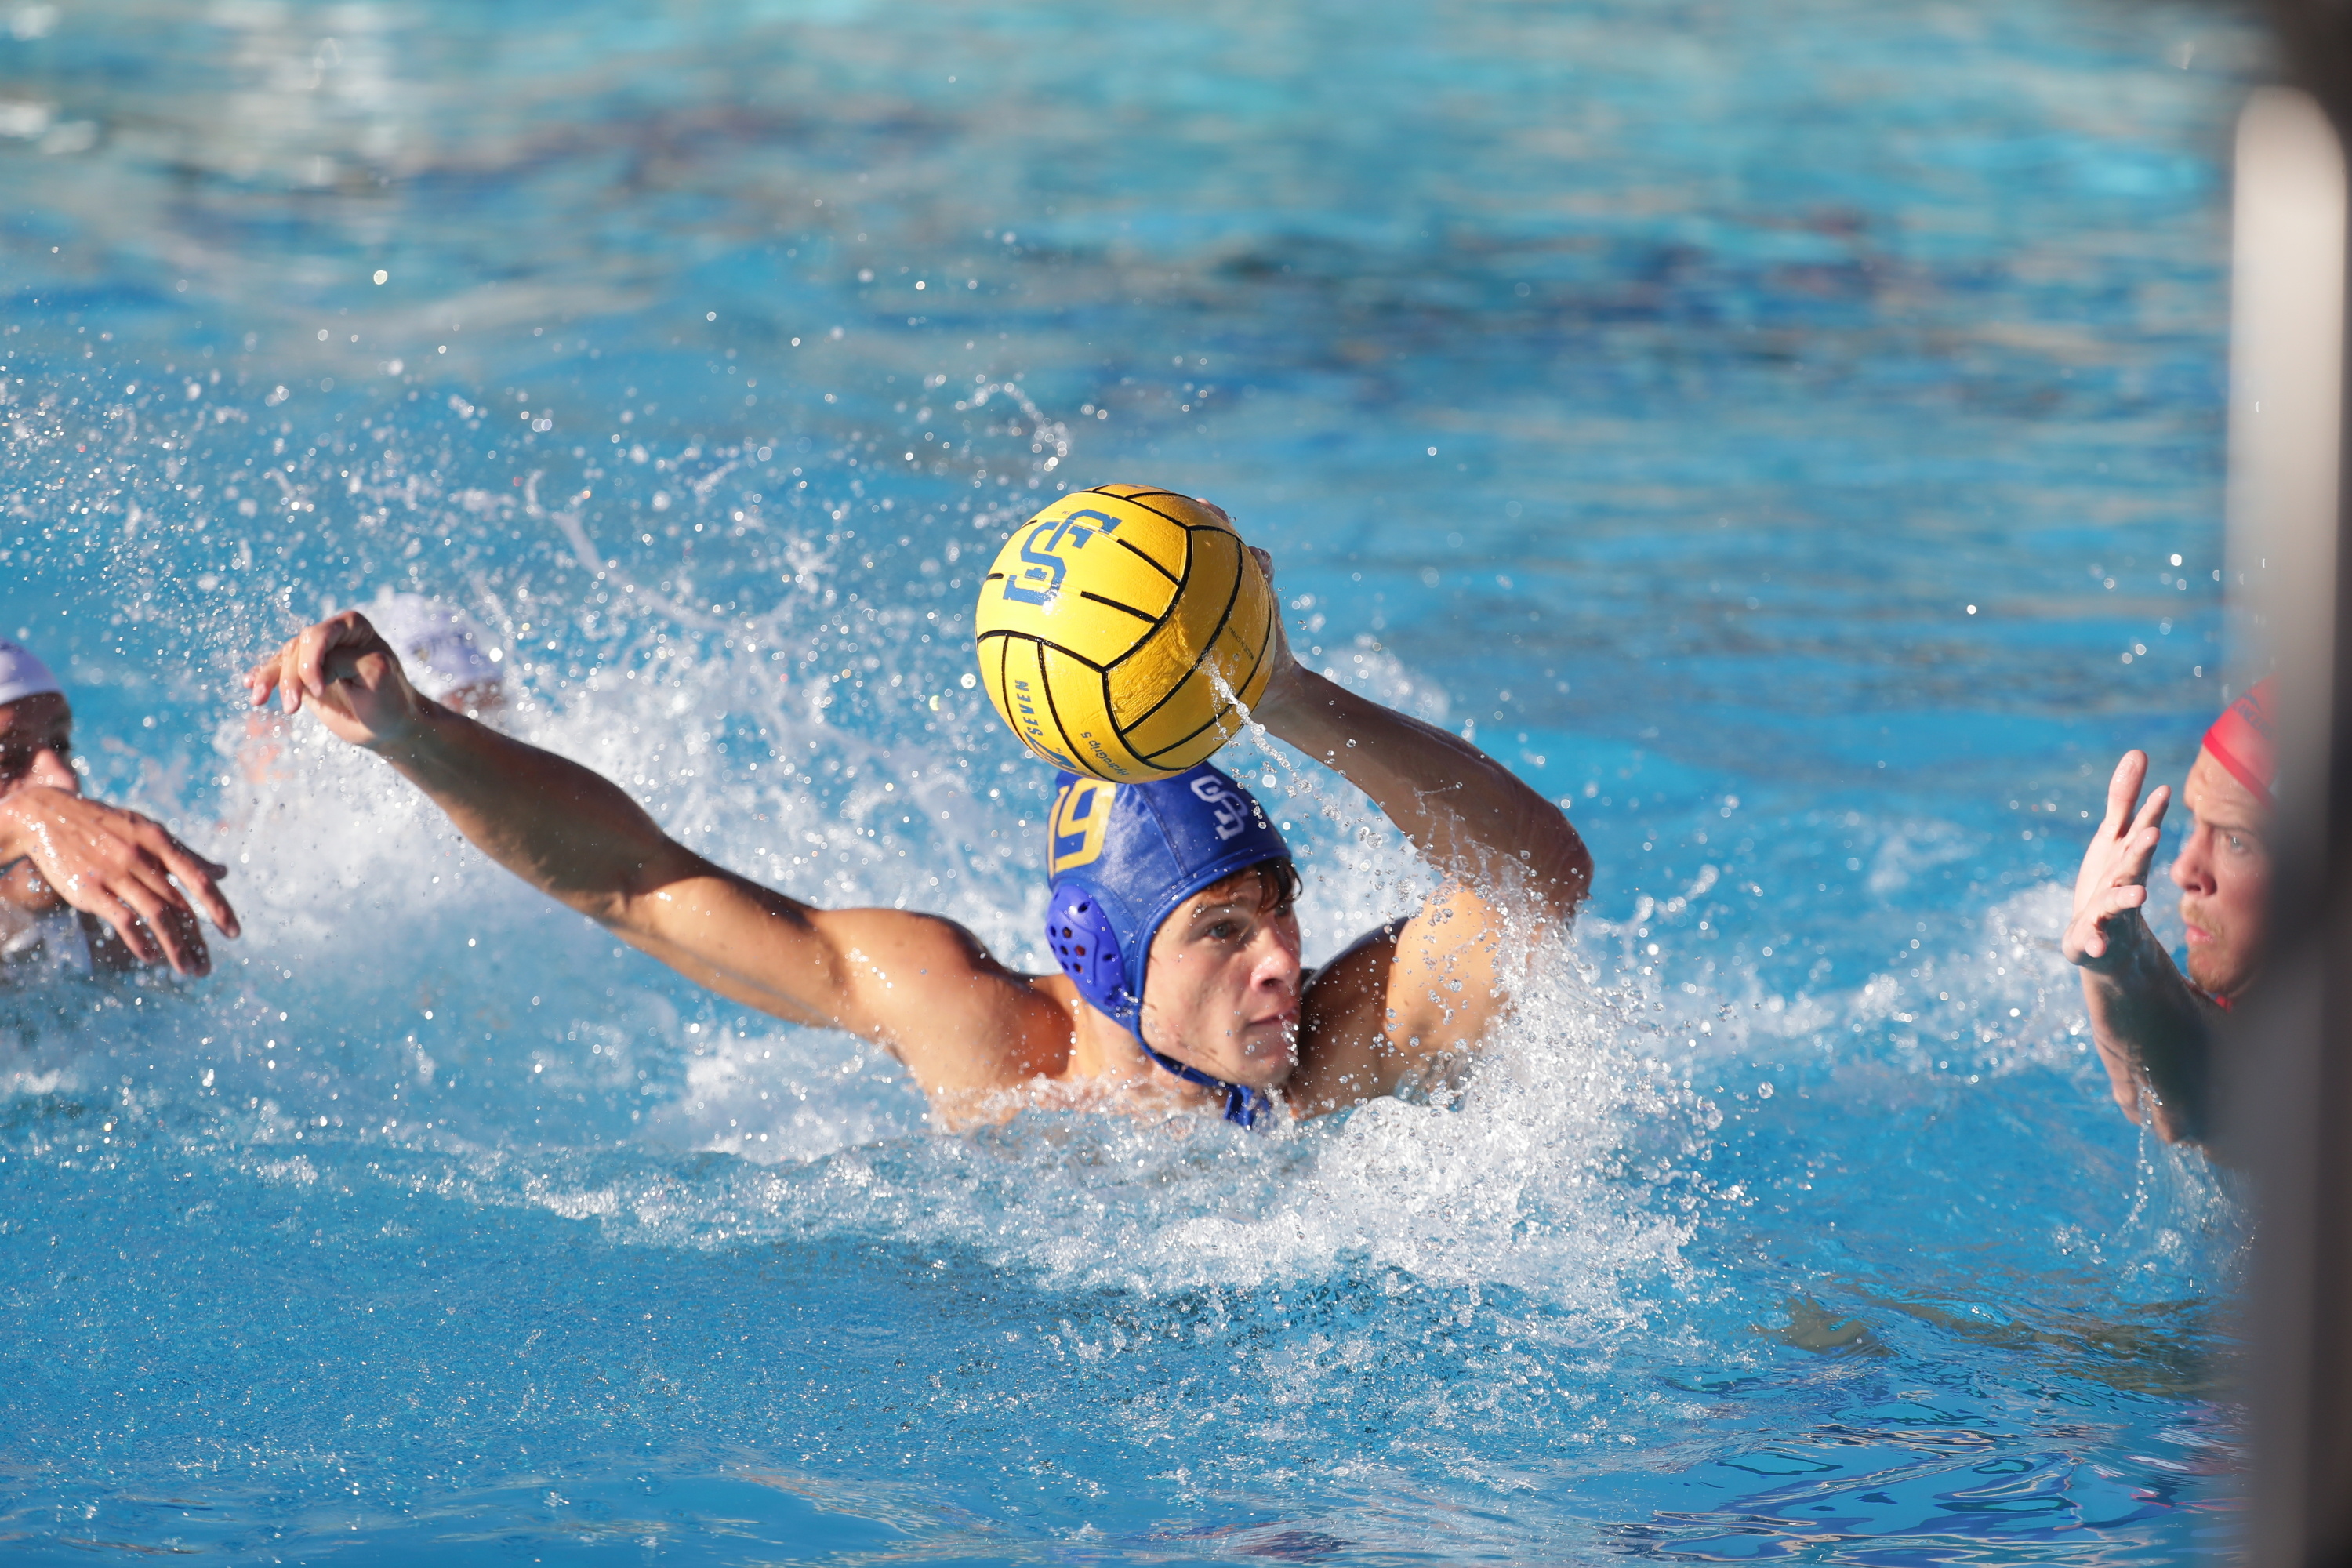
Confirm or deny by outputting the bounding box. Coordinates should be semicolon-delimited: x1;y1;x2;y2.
0;787;238;975
2064;750;2169;974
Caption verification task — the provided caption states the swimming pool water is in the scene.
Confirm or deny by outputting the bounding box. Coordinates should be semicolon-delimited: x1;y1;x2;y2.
2;0;2256;1559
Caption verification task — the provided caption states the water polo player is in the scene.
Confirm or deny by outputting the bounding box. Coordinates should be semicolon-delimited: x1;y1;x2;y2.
239;591;504;788
365;591;506;717
247;549;1589;1127
2064;678;2273;1149
0;637;241;978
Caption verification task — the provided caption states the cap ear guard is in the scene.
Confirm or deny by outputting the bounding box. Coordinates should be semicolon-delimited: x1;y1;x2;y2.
1045;880;1136;1030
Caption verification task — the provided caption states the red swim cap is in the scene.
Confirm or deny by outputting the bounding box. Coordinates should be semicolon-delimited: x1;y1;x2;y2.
2201;677;2276;805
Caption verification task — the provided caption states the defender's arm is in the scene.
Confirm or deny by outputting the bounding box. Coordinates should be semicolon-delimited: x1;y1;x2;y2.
2064;750;2216;1145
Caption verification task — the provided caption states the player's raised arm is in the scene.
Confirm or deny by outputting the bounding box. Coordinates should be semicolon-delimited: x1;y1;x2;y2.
1248;550;1589;917
1243;550;1590;1111
246;612;1061;1093
1254;622;1588;918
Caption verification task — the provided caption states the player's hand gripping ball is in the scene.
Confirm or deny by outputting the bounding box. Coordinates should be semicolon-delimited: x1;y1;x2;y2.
974;484;1277;782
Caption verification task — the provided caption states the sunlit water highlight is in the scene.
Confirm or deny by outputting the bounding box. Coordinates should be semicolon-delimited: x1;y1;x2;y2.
2;0;2254;1560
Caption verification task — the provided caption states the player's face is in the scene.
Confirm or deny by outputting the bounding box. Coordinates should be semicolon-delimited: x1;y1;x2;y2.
1138;866;1304;1092
0;692;77;799
2171;746;2270;1000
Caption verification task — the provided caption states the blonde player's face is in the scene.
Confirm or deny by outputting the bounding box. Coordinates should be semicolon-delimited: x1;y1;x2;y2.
1138;867;1304;1092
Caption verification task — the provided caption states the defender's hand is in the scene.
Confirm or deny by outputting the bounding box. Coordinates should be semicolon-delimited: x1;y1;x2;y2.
0;786;239;975
245;611;430;752
2063;750;2169;973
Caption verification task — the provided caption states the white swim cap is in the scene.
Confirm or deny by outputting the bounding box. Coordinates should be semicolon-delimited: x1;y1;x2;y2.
0;640;63;707
364;592;503;702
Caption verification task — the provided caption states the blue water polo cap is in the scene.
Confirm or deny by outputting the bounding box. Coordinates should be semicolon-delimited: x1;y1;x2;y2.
1042;762;1291;1126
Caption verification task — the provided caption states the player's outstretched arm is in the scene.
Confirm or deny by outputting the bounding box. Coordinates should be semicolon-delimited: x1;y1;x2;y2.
247;613;1062;1097
2063;750;2216;1145
1243;553;1590;1110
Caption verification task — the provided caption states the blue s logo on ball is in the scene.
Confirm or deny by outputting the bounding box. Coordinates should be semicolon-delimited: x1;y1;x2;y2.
1003;509;1123;606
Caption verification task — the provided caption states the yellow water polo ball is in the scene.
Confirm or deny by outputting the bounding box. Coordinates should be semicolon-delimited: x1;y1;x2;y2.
973;483;1278;782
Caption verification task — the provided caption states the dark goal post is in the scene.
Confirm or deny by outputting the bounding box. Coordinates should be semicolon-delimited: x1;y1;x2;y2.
2231;4;2352;1561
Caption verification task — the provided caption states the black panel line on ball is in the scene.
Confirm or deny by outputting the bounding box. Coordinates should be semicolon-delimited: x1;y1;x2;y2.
1142;697;1235;765
1028;637;1106;673
1103;600;1181;677
1110;491;1196;528
1227;583;1276;702
1123;649;1206;737
1178;535;1249;688
1083;486;1190;535
1117;543;1217;734
976;626;1108;673
1078;590;1160;624
1132;539;1250;746
1036;650;1091;772
1098;521;1189;673
1112;534;1181;587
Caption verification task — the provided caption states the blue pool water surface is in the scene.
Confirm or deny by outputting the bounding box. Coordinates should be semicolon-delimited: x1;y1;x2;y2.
1;0;2258;1560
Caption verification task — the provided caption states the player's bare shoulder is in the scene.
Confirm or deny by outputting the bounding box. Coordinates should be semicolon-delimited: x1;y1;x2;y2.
820;905;1074;1101
1286;924;1408;1114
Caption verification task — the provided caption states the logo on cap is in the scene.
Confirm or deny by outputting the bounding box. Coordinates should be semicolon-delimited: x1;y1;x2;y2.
1187;773;1256;841
1048;777;1118;875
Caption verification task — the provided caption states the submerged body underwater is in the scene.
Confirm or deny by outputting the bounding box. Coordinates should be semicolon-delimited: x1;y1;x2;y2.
2;0;2249;1560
